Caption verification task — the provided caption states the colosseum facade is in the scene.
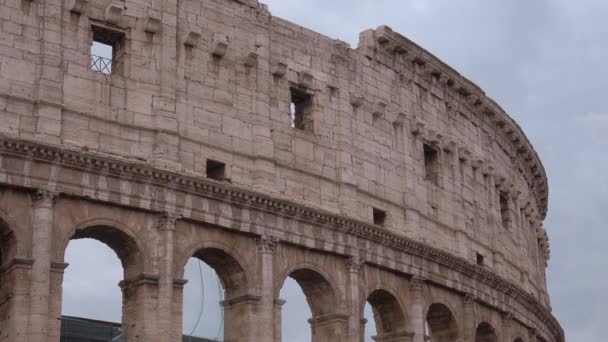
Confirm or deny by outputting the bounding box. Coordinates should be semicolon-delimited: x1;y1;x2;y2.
0;0;563;341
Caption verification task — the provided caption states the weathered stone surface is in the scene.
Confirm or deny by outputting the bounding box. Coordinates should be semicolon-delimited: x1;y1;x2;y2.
0;0;561;342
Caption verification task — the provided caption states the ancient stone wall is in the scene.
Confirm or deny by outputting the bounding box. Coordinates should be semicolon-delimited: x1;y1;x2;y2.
0;0;561;341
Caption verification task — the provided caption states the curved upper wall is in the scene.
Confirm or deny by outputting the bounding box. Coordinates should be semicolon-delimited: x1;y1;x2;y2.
0;0;551;307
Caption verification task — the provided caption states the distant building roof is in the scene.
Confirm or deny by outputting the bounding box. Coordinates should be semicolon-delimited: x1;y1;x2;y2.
60;316;220;342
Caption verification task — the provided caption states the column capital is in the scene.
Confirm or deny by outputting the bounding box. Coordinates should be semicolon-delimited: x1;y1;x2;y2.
408;276;426;292
32;189;58;208
257;234;278;254
158;211;181;230
463;293;476;305
502;311;514;326
346;255;363;273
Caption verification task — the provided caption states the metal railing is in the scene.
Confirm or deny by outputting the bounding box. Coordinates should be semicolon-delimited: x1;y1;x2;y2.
91;54;113;74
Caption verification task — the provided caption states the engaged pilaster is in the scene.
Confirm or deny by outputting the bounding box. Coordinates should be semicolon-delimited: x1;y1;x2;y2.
28;189;57;342
463;293;477;342
409;277;426;342
347;256;363;342
257;234;278;342
157;212;180;342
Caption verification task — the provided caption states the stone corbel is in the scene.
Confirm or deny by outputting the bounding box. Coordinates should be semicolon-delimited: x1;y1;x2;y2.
481;164;495;177
66;0;88;14
297;70;313;88
410;118;425;136
442;139;457;152
471;158;484;170
349;92;364;108
184;25;201;47
144;14;161;34
375;25;394;45
211;34;229;58
105;3;124;26
372;101;386;118
458;146;471;161
271;60;287;77
244;51;259;67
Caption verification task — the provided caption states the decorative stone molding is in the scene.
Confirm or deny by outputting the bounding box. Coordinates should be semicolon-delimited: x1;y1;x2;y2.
463;293;476;305
119;273;160;290
372;101;387;118
244;51;259;67
0;136;563;341
346;256;363;273
409;277;426;292
158;212;180;230
184;26;201;47
349;92;365;108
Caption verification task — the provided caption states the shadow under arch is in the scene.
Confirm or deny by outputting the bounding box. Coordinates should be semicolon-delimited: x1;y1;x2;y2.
514;337;525;342
64;219;145;280
425;302;459;342
364;288;409;341
476;322;498;342
188;246;249;296
0;216;15;269
280;266;338;317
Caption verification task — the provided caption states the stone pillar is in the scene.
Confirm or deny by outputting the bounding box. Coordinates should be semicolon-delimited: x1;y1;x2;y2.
309;313;349;342
409;277;426;342
223;294;262;342
157;212;179;341
47;262;68;342
256;235;277;342
119;273;161;342
273;299;286;342
501;313;513;342
463;294;477;342
27;190;56;342
359;319;367;342
0;258;34;341
347;256;362;342
374;331;415;342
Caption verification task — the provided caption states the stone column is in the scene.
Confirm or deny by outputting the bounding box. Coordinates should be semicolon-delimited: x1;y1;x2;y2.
256;235;277;342
157;212;179;341
463;294;477;342
0;258;34;341
273;299;286;342
347;256;362;342
47;262;68;342
501;313;513;342
359;319;367;342
409;277;426;342
119;273;161;342
27;190;57;342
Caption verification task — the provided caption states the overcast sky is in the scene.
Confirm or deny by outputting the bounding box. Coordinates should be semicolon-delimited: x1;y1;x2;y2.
64;1;607;341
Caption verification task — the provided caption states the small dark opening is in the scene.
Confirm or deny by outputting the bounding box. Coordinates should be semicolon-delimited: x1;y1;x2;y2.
424;144;439;185
91;26;125;75
476;253;484;266
499;191;510;229
373;208;387;226
206;160;226;181
290;87;313;130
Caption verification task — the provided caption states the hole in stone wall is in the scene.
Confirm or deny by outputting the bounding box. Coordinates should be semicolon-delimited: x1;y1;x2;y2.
290;87;313;131
206;160;226;181
476;253;485;266
373;208;387;226
499;191;511;229
91;26;125;75
424;144;439;185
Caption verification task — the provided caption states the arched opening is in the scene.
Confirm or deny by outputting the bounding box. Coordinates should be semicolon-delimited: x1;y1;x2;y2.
182;247;248;341
0;217;15;269
425;303;458;342
475;322;498;342
0;217;15;338
514;337;525;342
363;289;408;342
279;268;340;341
60;225;142;341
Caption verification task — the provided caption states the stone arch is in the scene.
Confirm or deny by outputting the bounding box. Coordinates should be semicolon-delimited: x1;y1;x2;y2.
280;266;338;317
365;288;408;338
514;337;525;342
425;302;459;342
60;218;145;280
476;322;498;342
183;244;250;298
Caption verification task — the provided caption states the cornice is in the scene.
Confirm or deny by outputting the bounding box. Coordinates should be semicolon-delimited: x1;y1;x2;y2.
0;136;562;342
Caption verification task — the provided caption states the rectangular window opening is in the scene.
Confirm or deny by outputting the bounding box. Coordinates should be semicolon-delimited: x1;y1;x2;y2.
290;87;313;131
373;208;387;226
424;144;439;185
206;159;226;181
476;253;485;266
91;26;125;75
499;191;511;229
